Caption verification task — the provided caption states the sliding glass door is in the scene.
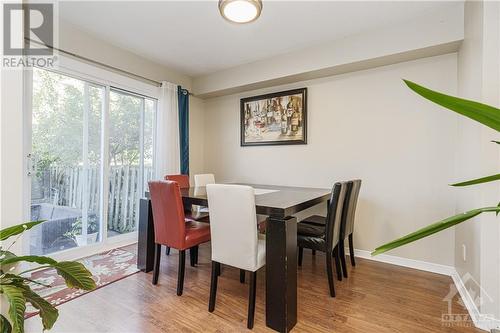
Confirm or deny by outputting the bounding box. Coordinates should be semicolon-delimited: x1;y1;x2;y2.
29;67;156;256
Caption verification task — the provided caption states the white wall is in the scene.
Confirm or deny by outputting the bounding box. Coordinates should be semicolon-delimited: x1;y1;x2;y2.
455;0;484;304
0;68;25;255
456;0;500;325
203;54;459;266
0;0;27;255
479;0;500;321
59;20;192;90
189;96;205;182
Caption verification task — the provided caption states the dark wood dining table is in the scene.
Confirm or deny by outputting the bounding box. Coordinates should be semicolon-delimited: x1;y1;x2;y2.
137;183;331;333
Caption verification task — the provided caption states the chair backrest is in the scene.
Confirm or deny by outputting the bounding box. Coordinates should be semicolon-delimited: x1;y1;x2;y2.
344;179;362;236
324;181;350;252
164;174;190;189
206;184;259;271
338;181;354;242
194;173;215;187
148;180;186;249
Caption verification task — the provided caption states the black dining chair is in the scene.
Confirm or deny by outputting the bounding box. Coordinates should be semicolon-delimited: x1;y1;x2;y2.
339;179;362;272
301;179;361;278
297;181;352;297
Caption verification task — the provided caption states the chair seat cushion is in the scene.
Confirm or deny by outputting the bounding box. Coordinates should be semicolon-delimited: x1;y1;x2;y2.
297;222;325;237
297;222;326;252
184;221;211;249
301;215;326;226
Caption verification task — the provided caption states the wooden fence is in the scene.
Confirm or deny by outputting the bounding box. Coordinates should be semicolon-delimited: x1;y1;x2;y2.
34;165;153;234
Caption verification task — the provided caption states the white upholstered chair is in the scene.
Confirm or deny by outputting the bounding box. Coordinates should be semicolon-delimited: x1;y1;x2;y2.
194;173;215;187
194;173;215;213
206;184;265;329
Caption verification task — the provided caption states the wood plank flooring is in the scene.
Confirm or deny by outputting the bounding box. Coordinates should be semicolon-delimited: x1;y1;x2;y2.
26;243;482;332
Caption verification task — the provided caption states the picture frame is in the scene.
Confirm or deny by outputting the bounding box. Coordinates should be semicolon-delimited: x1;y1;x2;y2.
240;88;307;146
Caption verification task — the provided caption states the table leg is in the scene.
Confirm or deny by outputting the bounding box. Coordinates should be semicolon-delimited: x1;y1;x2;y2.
266;215;297;332
137;198;155;272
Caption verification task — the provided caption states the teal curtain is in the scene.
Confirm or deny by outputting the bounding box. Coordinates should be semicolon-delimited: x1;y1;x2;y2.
178;86;189;175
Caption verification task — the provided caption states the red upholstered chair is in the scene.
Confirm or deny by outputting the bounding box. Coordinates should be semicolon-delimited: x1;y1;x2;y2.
149;180;211;295
164;174;190;189
163;174;209;256
164;175;209;222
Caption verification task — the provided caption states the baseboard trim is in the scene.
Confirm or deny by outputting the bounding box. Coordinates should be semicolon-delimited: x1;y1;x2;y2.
351;248;456;276
49;239;138;262
350;248;500;331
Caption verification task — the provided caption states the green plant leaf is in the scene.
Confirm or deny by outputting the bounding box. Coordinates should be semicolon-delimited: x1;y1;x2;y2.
451;174;500;187
53;261;96;291
0;273;50;288
492;140;500;145
0;222;44;242
0;251;17;263
20;285;58;331
0;285;26;333
372;206;500;256
1;255;56;267
404;80;500;132
0;314;12;333
1;257;95;290
0;273;24;285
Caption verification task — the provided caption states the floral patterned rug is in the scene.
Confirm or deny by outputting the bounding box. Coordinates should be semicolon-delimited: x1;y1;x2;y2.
25;247;139;318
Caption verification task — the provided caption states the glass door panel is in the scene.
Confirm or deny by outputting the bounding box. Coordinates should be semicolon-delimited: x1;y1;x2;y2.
30;68;104;255
107;89;147;237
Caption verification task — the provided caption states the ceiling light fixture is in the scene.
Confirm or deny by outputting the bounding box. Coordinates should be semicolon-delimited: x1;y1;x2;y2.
218;0;263;24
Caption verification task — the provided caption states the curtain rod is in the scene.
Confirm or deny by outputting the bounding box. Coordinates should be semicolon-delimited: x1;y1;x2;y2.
25;37;192;95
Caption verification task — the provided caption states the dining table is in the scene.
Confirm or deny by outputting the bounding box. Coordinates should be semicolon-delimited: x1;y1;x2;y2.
137;183;331;333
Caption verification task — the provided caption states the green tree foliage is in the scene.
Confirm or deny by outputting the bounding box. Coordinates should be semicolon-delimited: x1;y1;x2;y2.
32;69;101;169
108;91;141;166
32;69;150;170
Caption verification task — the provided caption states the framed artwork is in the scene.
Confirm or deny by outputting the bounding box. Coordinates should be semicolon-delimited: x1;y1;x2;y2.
240;88;307;146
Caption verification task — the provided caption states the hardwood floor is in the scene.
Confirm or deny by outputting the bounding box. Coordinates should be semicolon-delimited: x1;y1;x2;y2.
26;243;481;332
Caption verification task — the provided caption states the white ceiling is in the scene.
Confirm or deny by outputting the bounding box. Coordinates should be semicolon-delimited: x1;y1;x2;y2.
59;1;459;77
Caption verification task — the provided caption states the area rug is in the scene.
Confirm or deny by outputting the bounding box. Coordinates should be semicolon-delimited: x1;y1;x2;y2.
25;247;139;318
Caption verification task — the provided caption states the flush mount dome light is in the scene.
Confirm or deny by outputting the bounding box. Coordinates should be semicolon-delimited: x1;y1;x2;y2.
219;0;263;24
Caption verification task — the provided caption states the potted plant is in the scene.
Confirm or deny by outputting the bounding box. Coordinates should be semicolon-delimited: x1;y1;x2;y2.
66;216;99;246
0;221;96;333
